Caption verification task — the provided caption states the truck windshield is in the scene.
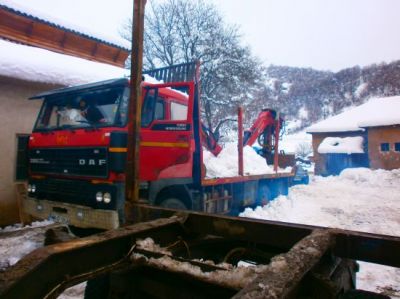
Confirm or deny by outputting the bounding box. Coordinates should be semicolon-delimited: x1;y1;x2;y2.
34;86;129;131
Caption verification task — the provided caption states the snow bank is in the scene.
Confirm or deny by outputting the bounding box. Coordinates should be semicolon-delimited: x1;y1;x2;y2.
0;0;129;49
318;136;364;154
307;96;400;133
0;223;52;268
0;39;127;86
203;143;279;178
0;219;54;232
240;167;400;295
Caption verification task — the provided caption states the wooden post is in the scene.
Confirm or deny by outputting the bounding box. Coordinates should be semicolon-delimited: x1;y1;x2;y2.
126;0;147;203
238;106;244;176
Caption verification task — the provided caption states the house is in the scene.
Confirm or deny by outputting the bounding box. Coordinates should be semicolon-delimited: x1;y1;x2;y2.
307;96;400;176
0;1;129;226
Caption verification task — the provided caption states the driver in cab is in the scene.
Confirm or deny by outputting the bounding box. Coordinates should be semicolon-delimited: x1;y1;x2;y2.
78;99;105;123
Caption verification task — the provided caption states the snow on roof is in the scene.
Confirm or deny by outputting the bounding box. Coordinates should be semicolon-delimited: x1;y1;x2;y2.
307;96;400;133
318;136;364;154
0;39;128;86
0;0;130;50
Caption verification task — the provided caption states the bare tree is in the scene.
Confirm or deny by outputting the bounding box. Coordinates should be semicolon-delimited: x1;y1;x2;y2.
121;0;264;130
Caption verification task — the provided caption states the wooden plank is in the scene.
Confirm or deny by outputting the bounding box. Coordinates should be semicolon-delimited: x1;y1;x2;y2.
0;9;129;67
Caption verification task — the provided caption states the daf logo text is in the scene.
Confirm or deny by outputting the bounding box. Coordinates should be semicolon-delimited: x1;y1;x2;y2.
79;159;106;166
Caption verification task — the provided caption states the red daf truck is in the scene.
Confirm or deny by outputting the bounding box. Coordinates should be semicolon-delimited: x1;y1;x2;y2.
23;62;295;230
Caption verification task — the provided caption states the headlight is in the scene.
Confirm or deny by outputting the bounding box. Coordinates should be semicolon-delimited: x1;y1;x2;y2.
31;184;36;193
96;192;103;202
103;192;111;204
27;184;32;192
77;210;84;219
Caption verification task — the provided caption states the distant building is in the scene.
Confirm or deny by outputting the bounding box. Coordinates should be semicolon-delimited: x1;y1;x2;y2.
307;96;400;176
0;1;129;226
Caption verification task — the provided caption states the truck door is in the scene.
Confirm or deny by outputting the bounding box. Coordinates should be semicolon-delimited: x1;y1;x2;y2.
139;83;195;181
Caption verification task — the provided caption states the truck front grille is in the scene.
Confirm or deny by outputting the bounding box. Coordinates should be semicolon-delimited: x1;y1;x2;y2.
29;147;108;178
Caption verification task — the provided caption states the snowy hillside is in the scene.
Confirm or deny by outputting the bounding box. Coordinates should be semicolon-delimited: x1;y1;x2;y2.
243;60;400;133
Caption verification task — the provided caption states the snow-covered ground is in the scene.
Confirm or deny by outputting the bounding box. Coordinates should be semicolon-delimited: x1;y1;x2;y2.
0;221;85;299
1;168;399;297
241;167;400;297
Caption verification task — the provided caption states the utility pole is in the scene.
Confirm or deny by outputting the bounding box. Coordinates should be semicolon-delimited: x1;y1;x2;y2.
126;0;146;203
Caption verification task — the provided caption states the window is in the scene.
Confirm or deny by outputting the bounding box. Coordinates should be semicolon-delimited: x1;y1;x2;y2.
395;142;400;152
141;88;166;127
34;86;127;130
170;102;188;120
154;101;165;120
15;134;30;181
380;143;390;152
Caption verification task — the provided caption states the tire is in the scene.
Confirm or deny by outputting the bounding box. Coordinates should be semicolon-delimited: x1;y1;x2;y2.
160;198;188;210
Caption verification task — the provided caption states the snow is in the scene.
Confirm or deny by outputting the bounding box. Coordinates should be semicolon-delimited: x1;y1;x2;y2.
131;252;270;290
318;136;364;154
203;143;291;178
307;96;400;133
240;167;400;296
0;221;85;298
355;82;368;98
0;219;54;232
0;222;53;269
298;107;308;119
0;0;130;49
0;39;128;86
279;129;312;155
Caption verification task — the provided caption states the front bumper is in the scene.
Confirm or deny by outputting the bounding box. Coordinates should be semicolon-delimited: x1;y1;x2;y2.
24;197;119;230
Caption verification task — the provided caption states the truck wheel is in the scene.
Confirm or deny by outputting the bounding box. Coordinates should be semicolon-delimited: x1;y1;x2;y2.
160;198;188;210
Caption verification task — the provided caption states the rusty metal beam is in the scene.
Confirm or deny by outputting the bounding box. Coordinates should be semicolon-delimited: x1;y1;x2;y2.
177;209;400;267
333;229;400;268
232;229;334;299
1;208;400;299
130;205;400;268
0;216;183;299
126;0;146;203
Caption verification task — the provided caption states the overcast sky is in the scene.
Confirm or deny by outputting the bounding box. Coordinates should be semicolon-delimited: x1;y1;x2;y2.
6;0;400;71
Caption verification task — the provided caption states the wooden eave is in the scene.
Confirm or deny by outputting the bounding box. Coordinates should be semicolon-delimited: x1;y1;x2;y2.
359;124;400;130
0;7;129;67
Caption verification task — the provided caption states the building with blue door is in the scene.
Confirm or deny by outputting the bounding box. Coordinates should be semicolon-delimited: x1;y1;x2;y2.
307;97;400;176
